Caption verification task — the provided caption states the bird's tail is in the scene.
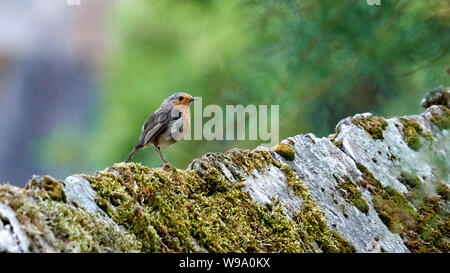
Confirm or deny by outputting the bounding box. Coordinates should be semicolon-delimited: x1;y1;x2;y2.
123;146;141;163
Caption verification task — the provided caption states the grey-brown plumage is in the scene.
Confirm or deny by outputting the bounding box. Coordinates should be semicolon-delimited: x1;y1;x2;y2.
124;92;198;164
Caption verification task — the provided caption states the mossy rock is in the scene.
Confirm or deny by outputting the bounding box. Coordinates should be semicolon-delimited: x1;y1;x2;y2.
398;171;421;188
333;140;343;150
286;170;355;253
25;175;67;203
372;186;417;234
81;155;354;253
355;162;383;194
372;184;450;253
399;118;435;151
272;143;295;161
400;118;423;151
421;87;450;109
334;175;369;215
430;105;450;130
0;184;142;252
437;183;449;201
352;115;387;140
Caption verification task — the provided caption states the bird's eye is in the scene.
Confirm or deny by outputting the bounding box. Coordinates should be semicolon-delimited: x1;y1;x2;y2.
178;96;183;101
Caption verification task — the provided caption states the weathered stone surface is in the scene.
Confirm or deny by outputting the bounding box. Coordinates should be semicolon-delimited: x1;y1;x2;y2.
63;175;110;219
189;148;304;217
0;88;448;253
0;203;29;253
335;108;448;194
421;86;450;109
273;134;410;253
1;179;142;252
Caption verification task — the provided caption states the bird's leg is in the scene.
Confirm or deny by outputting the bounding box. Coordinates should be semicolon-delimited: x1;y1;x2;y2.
155;146;169;164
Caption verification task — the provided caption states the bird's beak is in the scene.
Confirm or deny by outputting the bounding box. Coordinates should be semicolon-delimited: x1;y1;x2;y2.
190;97;200;101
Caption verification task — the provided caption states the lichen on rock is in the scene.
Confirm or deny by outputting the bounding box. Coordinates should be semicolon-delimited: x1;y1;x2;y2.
334;174;370;215
372;184;450;253
272;143;295;161
25;175;67;203
352;114;388;140
0;183;141;252
430;105;450;130
399;118;425;151
398;171;421;189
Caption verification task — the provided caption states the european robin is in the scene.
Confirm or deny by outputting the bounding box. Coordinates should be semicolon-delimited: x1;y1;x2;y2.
124;92;199;164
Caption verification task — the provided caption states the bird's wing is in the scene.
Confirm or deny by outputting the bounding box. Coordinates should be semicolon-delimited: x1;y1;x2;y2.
139;106;181;145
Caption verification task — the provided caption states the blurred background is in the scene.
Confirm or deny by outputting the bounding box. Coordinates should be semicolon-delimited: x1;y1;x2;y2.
0;0;448;187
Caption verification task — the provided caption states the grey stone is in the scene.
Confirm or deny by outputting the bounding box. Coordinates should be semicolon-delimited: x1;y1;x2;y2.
63;175;110;219
0;203;29;253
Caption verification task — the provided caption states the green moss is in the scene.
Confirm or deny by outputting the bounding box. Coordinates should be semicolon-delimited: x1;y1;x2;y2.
430;105;450;130
352;115;388;140
333;140;343;150
355;162;383;194
41;200;142;252
81;160;314;252
79;149;354;253
25;175;67;203
371;183;450;253
334;175;369;215
400;118;423;151
0;184;141;252
398;171;421;188
293;199;356;253
281;164;309;199
422;131;434;142
404;195;450;253
437;183;449;201
228;148;276;174
84;164;171;252
372;186;417;234
399;118;435;151
271;143;295;161
202;168;229;196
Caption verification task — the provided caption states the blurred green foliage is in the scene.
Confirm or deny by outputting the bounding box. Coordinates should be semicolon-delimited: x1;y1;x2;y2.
36;0;449;174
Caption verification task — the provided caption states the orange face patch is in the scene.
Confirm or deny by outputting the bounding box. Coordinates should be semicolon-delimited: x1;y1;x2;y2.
174;93;194;106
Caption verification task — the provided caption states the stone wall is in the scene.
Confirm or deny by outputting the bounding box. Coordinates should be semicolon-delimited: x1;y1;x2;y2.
0;87;448;253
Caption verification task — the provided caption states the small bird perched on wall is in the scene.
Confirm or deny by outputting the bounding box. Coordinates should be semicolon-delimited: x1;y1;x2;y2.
124;92;199;164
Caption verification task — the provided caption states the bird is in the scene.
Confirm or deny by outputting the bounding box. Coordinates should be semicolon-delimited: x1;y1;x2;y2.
123;92;199;164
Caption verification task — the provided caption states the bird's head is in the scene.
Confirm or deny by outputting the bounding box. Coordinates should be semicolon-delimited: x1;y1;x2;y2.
168;92;199;107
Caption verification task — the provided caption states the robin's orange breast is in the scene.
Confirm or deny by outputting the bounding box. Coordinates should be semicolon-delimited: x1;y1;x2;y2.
174;104;191;133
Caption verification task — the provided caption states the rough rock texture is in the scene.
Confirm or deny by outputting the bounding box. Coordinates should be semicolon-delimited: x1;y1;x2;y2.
0;89;449;253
